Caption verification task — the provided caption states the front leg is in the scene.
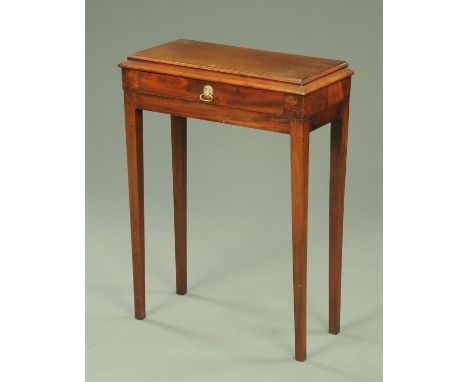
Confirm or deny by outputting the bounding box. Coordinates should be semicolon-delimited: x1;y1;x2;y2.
329;99;350;334
124;91;145;320
290;119;310;361
171;115;187;295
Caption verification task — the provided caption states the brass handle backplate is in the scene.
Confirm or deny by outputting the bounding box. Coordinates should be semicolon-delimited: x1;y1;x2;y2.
199;85;214;102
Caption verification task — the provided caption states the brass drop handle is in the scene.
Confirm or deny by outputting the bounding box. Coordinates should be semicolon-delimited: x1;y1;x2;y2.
199;85;214;102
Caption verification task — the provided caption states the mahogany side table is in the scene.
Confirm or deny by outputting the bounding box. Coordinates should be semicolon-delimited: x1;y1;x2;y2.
118;39;353;361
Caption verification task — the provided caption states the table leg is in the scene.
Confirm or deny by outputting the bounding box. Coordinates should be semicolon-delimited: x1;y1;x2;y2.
124;91;145;320
329;100;350;334
290;119;310;362
171;115;187;295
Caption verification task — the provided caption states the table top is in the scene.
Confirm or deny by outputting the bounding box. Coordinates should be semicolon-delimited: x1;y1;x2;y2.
126;39;347;86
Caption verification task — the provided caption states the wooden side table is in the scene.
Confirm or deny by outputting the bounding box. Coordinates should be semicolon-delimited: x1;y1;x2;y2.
119;39;353;361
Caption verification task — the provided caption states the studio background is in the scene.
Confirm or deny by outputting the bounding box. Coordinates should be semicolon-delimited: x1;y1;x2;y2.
86;0;382;381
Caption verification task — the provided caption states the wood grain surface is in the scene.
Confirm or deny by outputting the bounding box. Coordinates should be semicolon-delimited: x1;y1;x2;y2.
128;39;346;85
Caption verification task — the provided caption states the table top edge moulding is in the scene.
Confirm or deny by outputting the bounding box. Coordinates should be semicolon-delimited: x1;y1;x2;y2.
119;39;354;95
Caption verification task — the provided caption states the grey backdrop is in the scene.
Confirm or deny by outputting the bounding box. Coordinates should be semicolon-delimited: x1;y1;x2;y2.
86;0;382;381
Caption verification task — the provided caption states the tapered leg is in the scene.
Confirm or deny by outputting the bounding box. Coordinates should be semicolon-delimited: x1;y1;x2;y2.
171;115;187;295
329;100;350;334
124;91;145;320
290;119;310;362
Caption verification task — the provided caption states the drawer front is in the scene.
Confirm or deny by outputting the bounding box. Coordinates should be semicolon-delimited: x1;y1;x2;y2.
136;71;285;115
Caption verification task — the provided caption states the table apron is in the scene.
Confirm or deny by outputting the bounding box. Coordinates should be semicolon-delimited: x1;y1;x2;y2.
134;92;347;134
135;93;291;133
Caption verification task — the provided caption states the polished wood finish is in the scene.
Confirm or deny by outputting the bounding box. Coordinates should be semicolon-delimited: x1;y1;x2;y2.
329;99;350;335
171;115;187;295
121;59;353;95
128;39;346;85
290;119;310;361
304;77;351;117
119;40;353;96
135;93;291;134
123;91;145;320
137;71;285;114
119;40;353;361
